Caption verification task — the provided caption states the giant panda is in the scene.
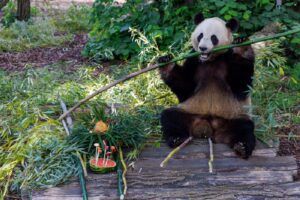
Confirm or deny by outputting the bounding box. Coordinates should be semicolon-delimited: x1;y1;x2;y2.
158;13;255;159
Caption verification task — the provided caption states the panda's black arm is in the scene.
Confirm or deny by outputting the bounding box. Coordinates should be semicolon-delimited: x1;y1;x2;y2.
226;48;255;101
160;56;198;102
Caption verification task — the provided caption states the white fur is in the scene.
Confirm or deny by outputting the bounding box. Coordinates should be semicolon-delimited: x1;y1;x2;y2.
191;17;233;53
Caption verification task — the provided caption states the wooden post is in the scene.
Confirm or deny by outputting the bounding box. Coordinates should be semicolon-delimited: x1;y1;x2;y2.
17;0;30;21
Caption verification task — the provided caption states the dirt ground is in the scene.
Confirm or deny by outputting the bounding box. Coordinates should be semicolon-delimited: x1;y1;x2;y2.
0;34;88;71
32;0;94;10
278;124;300;179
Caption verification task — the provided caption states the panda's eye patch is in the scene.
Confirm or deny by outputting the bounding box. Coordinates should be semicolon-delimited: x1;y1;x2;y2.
211;35;219;45
197;33;203;42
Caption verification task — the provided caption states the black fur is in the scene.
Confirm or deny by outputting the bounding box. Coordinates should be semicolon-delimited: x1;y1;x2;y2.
225;50;254;100
158;54;198;102
160;108;191;148
197;33;203;42
194;13;205;25
229;118;256;159
211;35;219;46
158;50;254;101
226;18;239;32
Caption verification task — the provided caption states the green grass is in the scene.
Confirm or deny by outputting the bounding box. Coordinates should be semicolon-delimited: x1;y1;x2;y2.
0;5;91;53
0;18;71;52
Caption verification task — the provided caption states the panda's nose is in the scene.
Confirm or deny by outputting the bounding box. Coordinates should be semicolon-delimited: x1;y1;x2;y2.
199;47;207;52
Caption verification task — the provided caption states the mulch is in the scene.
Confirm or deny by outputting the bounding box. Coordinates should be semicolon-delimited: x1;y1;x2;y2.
278;124;300;179
0;34;88;71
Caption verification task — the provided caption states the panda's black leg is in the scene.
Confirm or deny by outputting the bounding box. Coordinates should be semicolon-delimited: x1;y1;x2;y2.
229;118;256;159
160;108;191;148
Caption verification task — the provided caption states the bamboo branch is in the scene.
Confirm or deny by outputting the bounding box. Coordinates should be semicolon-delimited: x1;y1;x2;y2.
117;163;124;200
208;138;214;173
119;147;128;196
160;136;193;168
58;28;300;120
78;158;88;200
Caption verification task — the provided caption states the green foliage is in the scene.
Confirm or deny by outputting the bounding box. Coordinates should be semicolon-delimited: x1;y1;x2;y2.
84;0;300;60
1;0;16;27
252;41;300;144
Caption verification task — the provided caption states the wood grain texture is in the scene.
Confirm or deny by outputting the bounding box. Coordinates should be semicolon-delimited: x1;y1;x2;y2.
140;140;277;159
31;140;299;200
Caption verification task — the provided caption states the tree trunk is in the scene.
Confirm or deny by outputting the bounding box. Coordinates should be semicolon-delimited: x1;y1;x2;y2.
0;0;9;10
17;0;30;21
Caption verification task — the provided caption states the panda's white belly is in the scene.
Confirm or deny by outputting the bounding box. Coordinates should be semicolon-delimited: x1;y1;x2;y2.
178;80;250;119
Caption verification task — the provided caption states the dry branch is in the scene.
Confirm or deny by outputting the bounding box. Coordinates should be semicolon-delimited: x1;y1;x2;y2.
58;28;300;120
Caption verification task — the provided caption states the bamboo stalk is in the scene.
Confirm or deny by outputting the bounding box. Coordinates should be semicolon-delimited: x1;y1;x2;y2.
119;147;128;196
117;163;124;200
160;136;193;168
77;155;88;200
58;28;300;120
208;138;214;173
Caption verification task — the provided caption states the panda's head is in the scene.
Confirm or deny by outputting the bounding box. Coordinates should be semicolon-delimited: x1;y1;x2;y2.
191;13;239;62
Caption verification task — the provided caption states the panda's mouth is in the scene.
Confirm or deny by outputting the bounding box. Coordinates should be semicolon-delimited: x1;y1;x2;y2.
200;52;211;61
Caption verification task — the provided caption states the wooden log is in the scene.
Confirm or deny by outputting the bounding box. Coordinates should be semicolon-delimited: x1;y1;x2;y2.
140;141;277;159
124;182;300;199
126;170;296;187
132;156;297;172
32;176;300;200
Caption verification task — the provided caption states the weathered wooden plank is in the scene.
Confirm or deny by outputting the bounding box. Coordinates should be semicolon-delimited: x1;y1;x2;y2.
124;182;300;199
133;156;297;172
126;170;296;188
141;140;276;159
32;179;300;200
32;173;118;200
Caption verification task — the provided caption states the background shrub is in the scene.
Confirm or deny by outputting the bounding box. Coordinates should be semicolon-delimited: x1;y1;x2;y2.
84;0;300;61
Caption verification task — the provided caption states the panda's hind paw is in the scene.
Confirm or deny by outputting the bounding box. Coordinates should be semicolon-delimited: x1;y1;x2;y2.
166;136;188;148
233;141;253;159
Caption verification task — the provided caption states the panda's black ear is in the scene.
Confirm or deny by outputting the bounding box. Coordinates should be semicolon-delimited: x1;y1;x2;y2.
194;13;204;25
226;18;239;32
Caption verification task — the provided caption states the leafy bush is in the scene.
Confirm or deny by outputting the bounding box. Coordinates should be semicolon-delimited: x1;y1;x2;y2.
252;41;300;144
1;0;16;27
84;0;300;60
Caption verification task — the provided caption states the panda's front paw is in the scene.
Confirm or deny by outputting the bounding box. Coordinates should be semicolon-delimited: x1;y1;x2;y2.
157;55;173;64
157;55;175;78
166;136;188;148
233;140;255;159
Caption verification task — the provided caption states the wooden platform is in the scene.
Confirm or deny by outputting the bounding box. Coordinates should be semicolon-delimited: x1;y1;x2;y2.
31;140;300;199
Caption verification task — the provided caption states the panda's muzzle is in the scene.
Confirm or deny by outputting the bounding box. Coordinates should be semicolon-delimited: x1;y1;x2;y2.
200;52;211;61
198;46;211;61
